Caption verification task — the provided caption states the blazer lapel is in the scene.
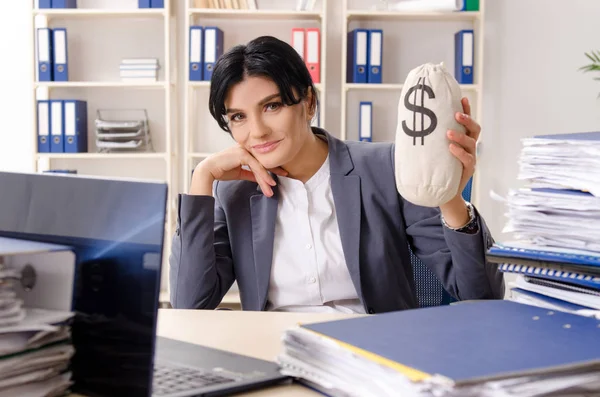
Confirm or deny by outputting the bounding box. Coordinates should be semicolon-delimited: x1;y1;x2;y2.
249;185;278;311
322;129;364;301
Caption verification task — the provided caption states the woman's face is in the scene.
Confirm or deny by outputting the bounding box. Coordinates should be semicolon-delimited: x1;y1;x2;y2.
224;75;313;170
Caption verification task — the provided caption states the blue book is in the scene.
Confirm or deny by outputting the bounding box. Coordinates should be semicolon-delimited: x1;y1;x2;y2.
533;131;600;141
498;263;600;291
138;0;151;8
151;0;164;7
487;243;600;268
300;300;600;384
39;0;52;8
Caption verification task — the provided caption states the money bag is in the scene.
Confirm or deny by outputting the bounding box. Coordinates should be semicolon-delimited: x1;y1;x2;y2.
394;62;466;207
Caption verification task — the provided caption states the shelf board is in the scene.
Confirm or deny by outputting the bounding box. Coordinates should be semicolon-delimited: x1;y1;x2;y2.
188;8;322;20
344;83;479;91
37;152;168;160
35;81;168;89
346;10;480;21
33;8;166;19
189;81;323;91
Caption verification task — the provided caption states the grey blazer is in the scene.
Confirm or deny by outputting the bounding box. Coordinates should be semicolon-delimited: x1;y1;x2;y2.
169;128;504;313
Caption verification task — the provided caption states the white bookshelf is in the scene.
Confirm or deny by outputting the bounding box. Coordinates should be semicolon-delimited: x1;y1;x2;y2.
182;0;328;192
33;8;166;18
31;0;176;292
340;0;486;206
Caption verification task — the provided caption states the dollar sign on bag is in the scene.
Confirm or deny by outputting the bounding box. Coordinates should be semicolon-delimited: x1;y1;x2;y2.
402;77;438;145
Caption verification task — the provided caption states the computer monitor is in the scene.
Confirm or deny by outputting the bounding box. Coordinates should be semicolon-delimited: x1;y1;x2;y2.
0;171;168;397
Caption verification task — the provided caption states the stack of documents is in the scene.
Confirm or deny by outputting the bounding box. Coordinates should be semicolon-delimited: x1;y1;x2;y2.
278;300;600;397
517;131;600;196
120;58;159;83
0;266;74;397
488;131;600;319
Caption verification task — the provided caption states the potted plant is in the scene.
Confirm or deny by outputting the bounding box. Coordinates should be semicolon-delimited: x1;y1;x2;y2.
580;50;600;97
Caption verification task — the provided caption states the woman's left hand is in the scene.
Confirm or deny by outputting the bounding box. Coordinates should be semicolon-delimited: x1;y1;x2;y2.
447;97;480;197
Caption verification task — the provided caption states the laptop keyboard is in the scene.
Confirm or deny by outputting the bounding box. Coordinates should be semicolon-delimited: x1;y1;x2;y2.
153;362;236;396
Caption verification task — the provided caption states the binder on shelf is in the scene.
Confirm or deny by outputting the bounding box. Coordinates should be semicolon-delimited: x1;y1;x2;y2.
63;100;88;153
305;28;320;84
189;26;204;81
37;100;51;153
291;28;305;60
37;28;53;82
52;0;77;8
203;27;224;81
367;29;383;84
52;28;68;82
151;0;164;8
359;101;372;142
39;0;52;8
461;0;479;11
455;29;474;84
138;0;151;8
50;100;64;153
347;29;368;84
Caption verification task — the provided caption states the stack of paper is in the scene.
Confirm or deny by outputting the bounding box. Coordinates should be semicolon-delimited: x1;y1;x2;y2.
502;188;600;252
518;131;600;196
278;301;600;397
488;131;600;319
0;264;74;397
119;58;159;83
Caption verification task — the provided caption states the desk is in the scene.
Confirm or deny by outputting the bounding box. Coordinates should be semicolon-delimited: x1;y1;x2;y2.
156;309;360;396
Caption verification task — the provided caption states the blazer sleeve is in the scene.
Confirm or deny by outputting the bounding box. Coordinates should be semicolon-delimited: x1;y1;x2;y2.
169;183;235;309
392;147;505;301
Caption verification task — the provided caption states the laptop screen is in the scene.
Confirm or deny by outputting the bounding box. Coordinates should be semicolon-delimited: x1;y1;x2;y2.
0;171;168;397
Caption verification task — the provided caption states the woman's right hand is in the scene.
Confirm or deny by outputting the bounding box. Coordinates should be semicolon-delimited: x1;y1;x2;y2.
189;145;288;197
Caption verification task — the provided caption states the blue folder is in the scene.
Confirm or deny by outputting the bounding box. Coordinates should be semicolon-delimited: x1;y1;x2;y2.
151;0;164;7
37;28;53;82
301;300;600;384
52;0;77;8
189;26;204;81
203;27;224;81
455;29;474;84
487;243;600;268
63;100;88;153
346;29;368;84
39;0;52;8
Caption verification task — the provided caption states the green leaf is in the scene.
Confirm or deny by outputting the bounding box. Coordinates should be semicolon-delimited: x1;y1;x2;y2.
585;52;596;62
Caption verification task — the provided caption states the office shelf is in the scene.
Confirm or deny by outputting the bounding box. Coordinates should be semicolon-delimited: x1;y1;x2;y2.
35;81;169;89
33;8;166;19
37;152;169;160
189;81;323;91
344;83;479;91
346;10;480;21
188;8;322;20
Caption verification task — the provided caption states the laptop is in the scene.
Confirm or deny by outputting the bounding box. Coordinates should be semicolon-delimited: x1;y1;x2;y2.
0;171;290;397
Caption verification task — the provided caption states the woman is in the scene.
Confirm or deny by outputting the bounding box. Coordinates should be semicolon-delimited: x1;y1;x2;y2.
169;36;504;313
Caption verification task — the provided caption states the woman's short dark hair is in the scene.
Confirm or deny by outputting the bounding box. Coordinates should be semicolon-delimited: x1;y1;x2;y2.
208;35;318;133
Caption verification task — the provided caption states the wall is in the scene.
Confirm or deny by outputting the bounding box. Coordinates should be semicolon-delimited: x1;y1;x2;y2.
0;1;35;173
478;0;600;241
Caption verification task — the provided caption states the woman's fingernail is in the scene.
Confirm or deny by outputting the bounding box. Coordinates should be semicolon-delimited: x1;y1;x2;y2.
448;130;454;138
